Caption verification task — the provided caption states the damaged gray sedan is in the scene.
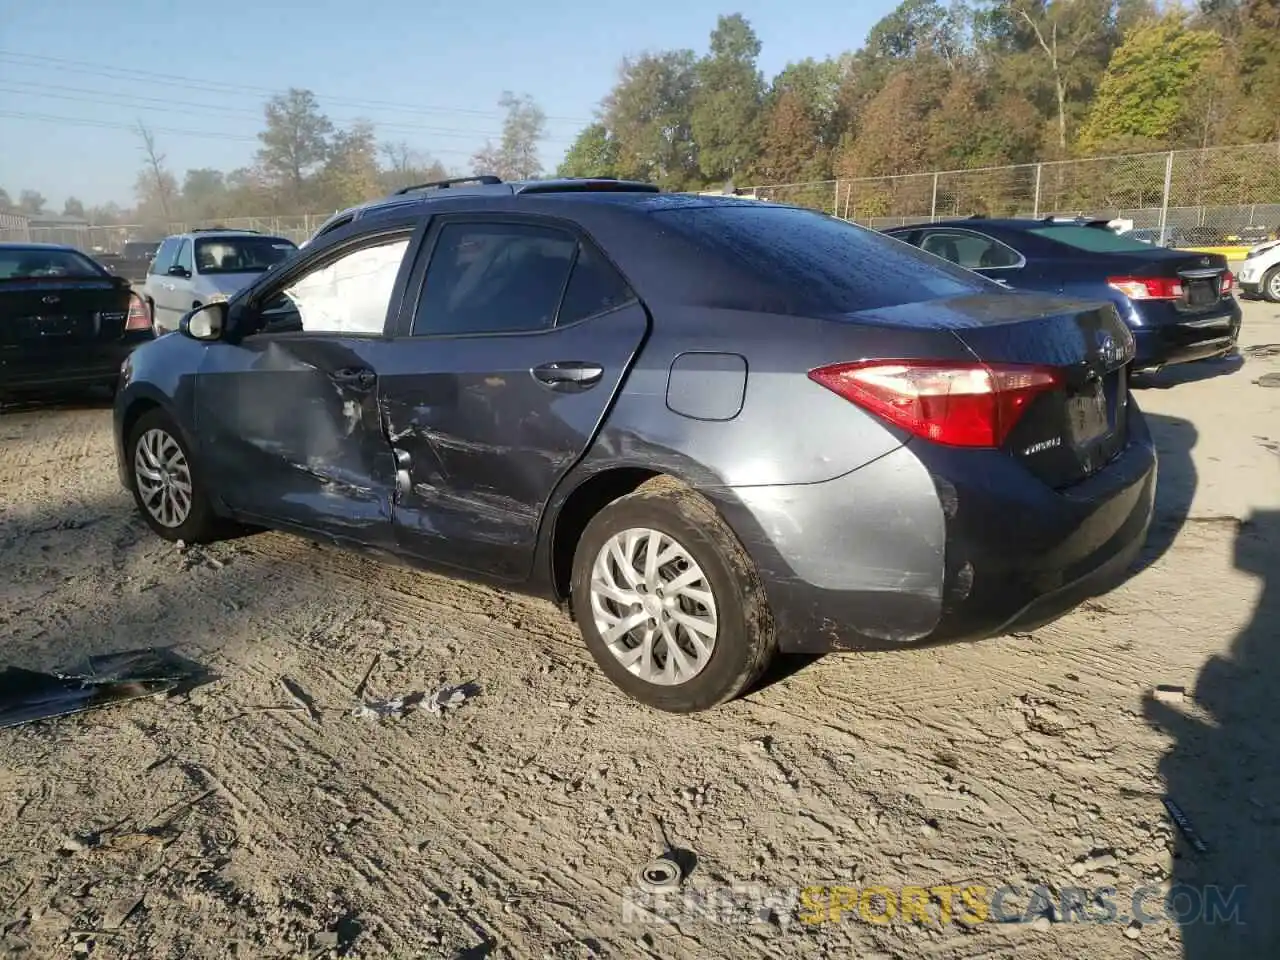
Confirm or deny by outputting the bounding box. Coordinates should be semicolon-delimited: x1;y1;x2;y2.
113;176;1157;712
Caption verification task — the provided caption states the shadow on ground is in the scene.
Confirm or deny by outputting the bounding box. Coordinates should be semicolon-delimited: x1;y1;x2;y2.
1145;509;1280;957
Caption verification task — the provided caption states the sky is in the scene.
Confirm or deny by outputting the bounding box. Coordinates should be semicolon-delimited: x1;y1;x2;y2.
0;0;898;212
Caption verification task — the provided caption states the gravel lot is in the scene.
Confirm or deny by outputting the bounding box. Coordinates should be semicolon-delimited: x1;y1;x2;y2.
1;300;1278;960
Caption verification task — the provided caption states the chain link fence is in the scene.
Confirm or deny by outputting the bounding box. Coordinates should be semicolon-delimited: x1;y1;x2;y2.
4;142;1278;253
748;141;1280;245
0;215;333;253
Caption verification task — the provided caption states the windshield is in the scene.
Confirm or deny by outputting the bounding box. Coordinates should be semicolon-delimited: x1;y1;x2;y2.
0;248;106;280
1028;225;1165;253
194;236;297;274
653;203;991;312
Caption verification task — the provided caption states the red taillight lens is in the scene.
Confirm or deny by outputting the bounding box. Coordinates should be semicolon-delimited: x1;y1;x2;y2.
808;360;1062;448
126;292;151;331
1107;276;1183;300
1222;271;1235;295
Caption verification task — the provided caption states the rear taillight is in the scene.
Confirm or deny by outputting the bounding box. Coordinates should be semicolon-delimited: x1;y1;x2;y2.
1107;276;1183;300
808;360;1062;449
1222;271;1235;295
126;292;151;331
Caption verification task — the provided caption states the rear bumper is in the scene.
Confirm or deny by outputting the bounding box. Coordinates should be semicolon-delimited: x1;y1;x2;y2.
0;334;152;394
1130;302;1241;368
710;408;1157;654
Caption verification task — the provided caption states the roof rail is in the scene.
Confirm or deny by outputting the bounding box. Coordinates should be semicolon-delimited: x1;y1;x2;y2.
513;178;660;195
392;175;503;196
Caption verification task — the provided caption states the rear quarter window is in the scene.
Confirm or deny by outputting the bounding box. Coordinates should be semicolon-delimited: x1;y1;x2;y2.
651;204;992;313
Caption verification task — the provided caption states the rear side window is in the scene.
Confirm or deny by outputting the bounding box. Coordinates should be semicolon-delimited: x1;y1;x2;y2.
149;238;179;275
652;205;990;312
558;243;634;324
413;222;577;336
920;230;1022;269
0;248;104;279
1027;225;1161;253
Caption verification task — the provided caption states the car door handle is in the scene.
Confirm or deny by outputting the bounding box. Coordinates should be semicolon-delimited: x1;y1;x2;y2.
532;362;604;389
333;367;376;389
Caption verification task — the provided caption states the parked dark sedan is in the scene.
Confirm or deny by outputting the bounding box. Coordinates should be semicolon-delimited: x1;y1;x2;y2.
113;179;1156;712
1;242;154;400
883;218;1241;372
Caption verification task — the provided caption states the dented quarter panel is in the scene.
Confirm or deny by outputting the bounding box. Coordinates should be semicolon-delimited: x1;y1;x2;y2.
193;334;399;542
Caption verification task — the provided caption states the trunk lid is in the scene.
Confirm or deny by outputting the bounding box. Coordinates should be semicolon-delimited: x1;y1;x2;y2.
852;292;1134;489
0;277;134;348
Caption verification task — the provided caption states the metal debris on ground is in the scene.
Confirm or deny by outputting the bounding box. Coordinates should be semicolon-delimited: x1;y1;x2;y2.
352;697;407;721
1152;685;1186;704
426;681;481;715
0;648;207;729
633;812;694;895
1163;798;1209;854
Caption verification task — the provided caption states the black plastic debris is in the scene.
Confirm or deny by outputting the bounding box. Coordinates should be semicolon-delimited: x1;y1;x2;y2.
0;647;206;729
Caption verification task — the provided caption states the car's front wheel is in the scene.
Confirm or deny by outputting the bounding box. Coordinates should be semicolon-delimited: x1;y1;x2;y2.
570;476;776;712
126;408;222;543
1264;266;1280;303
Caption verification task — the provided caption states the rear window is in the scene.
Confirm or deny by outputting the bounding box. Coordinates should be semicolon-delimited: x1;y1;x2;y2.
1027;225;1161;254
194;236;297;274
651;204;990;312
0;248;104;280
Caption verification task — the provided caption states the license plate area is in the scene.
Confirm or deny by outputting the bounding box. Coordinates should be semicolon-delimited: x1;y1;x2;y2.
1185;279;1219;307
13;314;91;339
1066;379;1109;445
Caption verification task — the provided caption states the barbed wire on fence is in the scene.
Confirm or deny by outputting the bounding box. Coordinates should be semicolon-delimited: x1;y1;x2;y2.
4;141;1279;252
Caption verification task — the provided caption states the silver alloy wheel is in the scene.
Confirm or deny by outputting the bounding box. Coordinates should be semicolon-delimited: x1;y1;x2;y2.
589;527;719;686
134;427;193;528
1268;269;1280;301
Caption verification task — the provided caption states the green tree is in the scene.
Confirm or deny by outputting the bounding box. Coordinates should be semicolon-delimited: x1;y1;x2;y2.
690;14;766;183
1077;15;1222;153
603;50;700;188
181;169;227;221
256;88;334;204
557;123;619;178
0;188;11;213
868;0;973;65
1233;0;1280;142
768;58;843;149
17;190;46;215
472;92;546;181
834;61;950;178
320;120;383;207
61;197;86;218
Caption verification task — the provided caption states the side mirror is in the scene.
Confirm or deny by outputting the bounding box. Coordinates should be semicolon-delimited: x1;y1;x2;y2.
180;301;227;342
167;264;191;278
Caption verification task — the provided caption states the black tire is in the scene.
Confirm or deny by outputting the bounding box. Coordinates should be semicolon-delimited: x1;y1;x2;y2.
125;407;224;543
1264;266;1280;304
569;476;776;712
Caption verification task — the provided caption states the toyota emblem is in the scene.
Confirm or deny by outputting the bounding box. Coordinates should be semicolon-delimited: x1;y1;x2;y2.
41;294;60;305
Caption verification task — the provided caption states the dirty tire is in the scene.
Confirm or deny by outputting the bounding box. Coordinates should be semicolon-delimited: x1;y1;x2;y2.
126;407;224;544
570;476;776;713
1264;266;1280;304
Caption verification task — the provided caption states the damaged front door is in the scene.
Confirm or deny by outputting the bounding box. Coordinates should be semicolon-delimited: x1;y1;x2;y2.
193;228;417;542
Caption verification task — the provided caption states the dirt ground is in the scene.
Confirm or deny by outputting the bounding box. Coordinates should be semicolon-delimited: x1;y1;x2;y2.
1;301;1278;960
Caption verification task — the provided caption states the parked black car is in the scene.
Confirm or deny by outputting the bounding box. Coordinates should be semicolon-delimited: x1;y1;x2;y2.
95;240;163;285
113;179;1155;712
883;217;1241;372
1;242;154;400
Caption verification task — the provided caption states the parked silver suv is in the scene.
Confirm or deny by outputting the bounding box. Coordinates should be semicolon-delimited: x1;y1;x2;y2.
141;229;298;334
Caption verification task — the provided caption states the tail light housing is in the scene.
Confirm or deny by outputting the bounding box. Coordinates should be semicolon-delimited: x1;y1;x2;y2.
126;292;152;331
808;360;1062;448
1221;270;1235;295
1107;276;1183;300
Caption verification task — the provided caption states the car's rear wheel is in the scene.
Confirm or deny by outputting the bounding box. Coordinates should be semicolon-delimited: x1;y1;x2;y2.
126;408;222;543
569;476;776;712
1264;266;1280;303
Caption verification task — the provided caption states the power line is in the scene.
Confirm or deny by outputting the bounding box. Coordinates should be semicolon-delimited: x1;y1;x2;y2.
0;109;497;159
0;79;575;144
0;51;596;125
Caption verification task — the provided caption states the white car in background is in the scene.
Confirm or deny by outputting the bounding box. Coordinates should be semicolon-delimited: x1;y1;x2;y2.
1237;236;1280;302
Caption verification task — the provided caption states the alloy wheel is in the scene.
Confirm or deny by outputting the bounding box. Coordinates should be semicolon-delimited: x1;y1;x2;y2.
589;527;719;686
134;427;193;528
